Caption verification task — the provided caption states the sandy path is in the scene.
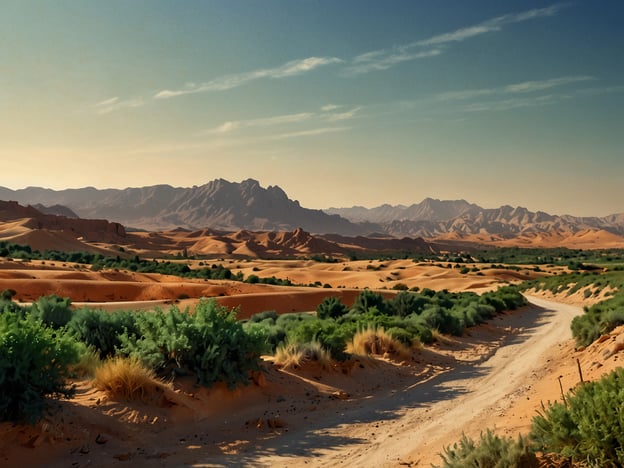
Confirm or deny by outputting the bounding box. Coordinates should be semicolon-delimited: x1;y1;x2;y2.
239;296;582;467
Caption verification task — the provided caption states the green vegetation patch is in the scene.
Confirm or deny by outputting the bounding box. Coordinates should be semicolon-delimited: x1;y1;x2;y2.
530;368;624;466
244;286;527;361
0;311;79;424
523;270;624;346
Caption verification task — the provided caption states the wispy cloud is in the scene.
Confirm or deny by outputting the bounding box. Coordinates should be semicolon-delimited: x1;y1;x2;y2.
462;82;624;113
347;49;442;75
155;56;342;99
345;4;568;75
326;106;362;121
208;112;314;134
95;96;144;115
321;104;342;112
432;76;607;113
418;4;564;47
269;126;351;140
434;75;595;102
462;94;566;112
203;106;362;135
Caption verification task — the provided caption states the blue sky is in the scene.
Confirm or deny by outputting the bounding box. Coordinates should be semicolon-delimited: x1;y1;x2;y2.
1;1;622;216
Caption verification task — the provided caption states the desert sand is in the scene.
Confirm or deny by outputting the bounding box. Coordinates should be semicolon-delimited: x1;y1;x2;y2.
0;258;622;467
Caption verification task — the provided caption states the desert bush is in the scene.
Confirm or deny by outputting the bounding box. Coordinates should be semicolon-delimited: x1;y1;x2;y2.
389;291;430;317
350;289;388;315
120;299;267;388
530;368;624;466
93;356;171;402
69;308;140;358
316;296;348;320
570;295;624;347
386;326;419;348
287;318;352;361
0;291;24;315
421;305;463;336
273;341;332;369
347;327;411;361
247;310;279;323
0;312;79;423
437;430;538;468
31;295;73;329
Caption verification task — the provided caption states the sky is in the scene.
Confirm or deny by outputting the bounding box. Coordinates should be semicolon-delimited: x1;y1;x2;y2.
1;1;623;217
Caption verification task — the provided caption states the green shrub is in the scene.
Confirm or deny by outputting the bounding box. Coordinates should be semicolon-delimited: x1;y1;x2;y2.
120;300;267;388
31;295;73;329
421;305;463;336
316;296;348;320
386;326;414;347
247;310;279;323
437;430;538;468
287;318;351;361
530;368;624;466
0;313;79;423
69;308;139;358
350;290;388;315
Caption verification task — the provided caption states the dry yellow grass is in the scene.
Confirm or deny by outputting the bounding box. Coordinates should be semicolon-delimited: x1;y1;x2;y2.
347;327;412;361
274;341;332;370
92;356;171;403
71;345;102;377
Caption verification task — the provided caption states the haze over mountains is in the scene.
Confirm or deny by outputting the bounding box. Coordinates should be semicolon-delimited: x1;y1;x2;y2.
1;179;623;247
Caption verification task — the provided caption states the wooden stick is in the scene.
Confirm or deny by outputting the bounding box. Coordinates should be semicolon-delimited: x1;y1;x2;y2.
576;358;584;384
558;375;566;405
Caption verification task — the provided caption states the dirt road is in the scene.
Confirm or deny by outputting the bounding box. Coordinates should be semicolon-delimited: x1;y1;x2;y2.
245;296;582;467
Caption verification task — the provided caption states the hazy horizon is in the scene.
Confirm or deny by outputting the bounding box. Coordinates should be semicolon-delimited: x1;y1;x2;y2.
2;1;622;217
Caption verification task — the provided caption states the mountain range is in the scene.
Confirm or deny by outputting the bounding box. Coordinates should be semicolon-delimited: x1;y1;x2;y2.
0;179;373;235
1;179;623;247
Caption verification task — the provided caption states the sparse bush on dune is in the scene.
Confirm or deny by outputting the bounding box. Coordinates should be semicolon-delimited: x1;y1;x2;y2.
570;296;624;347
273;341;332;370
93;356;171;403
436;430;538;468
530;368;624;466
523;270;624;346
347;326;412;361
441;368;624;467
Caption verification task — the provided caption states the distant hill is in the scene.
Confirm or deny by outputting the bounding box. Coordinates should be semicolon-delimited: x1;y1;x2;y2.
0;200;126;252
0;201;433;258
0;179;378;235
1;180;623;247
327;201;624;240
31;203;79;218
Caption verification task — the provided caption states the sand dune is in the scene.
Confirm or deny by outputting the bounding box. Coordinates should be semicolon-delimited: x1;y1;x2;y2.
0;258;550;316
2;295;621;467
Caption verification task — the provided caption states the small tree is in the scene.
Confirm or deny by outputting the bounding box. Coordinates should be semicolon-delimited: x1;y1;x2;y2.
316;296;348;320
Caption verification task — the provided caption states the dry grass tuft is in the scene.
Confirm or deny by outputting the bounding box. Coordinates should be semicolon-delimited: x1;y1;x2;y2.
93;356;171;403
347;326;412;361
431;328;454;345
274;341;332;370
72;346;102;377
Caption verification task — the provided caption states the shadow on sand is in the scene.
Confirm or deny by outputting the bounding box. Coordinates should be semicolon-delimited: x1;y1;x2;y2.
182;299;562;466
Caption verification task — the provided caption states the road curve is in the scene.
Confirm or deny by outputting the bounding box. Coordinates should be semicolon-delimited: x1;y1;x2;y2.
251;296;582;467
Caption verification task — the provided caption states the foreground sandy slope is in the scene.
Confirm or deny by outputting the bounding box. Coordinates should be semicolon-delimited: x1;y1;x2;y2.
3;295;623;467
238;297;582;467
